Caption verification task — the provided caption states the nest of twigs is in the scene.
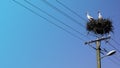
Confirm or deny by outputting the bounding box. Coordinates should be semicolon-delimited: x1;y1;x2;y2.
86;19;113;35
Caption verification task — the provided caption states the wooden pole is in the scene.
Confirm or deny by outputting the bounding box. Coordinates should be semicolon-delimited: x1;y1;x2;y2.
96;41;101;68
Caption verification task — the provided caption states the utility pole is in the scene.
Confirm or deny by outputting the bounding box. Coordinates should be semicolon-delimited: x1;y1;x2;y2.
85;36;111;68
96;40;101;68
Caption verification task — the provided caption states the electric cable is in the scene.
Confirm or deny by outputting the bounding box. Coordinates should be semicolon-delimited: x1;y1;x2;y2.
56;0;87;22
41;0;85;28
12;0;85;41
24;0;89;39
111;38;120;46
13;1;120;67
109;58;120;67
108;42;120;54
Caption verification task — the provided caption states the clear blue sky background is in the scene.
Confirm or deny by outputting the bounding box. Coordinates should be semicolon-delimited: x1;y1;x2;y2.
0;0;120;68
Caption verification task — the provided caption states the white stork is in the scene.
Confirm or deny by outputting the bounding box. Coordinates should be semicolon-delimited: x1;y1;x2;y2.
86;12;94;21
98;11;102;19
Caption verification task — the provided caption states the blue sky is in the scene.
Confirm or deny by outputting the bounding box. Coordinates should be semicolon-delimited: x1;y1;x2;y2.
0;0;120;68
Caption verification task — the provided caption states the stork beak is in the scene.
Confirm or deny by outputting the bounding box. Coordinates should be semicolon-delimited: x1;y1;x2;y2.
86;11;89;15
98;10;101;13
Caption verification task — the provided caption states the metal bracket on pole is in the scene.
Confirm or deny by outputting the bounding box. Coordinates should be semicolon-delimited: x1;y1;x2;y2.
85;35;111;45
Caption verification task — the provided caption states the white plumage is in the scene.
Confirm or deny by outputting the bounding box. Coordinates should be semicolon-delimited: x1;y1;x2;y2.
86;12;94;21
98;11;102;19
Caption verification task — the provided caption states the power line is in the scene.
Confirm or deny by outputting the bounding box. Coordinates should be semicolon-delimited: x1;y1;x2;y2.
108;42;120;54
24;0;89;39
55;0;120;66
41;0;85;28
102;43;120;64
113;54;120;61
111;38;120;46
12;0;85;41
13;0;120;67
56;0;100;38
108;58;120;67
56;0;87;22
101;47;120;63
42;0;99;39
100;46;120;67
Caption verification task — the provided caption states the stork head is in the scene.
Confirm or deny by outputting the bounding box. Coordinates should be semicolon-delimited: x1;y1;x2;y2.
98;10;101;14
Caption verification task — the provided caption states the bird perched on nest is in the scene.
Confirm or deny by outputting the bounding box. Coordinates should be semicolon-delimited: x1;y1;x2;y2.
98;11;103;20
86;11;113;36
86;11;103;21
86;12;94;21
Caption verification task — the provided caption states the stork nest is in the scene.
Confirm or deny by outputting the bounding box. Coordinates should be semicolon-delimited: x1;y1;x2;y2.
86;19;113;35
